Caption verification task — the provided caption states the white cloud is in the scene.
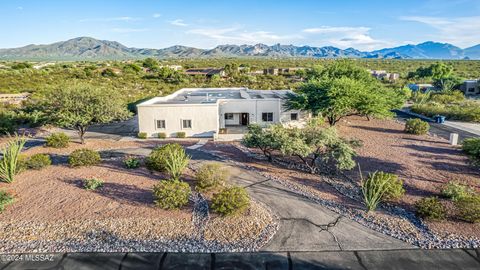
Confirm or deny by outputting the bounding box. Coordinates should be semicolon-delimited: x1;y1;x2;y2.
169;19;188;27
112;28;148;33
301;26;391;50
17;6;23;10
186;26;302;45
153;13;161;18
79;17;140;23
400;16;480;47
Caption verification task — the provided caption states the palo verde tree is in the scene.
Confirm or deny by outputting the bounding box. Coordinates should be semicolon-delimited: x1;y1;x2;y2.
242;124;289;162
285;60;403;126
42;83;131;144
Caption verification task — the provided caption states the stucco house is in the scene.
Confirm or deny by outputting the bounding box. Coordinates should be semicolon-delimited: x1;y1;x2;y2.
136;87;307;139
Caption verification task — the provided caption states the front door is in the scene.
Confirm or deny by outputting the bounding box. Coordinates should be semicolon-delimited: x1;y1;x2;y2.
241;113;249;125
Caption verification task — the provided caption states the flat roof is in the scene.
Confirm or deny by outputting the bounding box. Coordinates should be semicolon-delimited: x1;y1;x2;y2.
139;88;293;106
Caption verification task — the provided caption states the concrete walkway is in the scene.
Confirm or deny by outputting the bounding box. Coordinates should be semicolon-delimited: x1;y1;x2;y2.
1;249;479;269
188;150;414;252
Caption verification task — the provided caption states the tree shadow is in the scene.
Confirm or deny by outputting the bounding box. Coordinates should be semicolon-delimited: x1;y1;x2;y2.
349;125;405;135
403;144;462;156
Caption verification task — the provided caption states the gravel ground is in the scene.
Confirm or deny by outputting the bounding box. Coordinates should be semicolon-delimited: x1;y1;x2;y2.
0;143;277;253
201;133;480;249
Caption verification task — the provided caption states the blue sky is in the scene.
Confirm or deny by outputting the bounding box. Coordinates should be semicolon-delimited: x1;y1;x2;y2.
2;0;480;50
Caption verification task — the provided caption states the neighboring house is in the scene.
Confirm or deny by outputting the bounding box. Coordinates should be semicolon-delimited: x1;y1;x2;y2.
33;62;55;69
263;67;305;76
137;87;307;138
408;83;436;92
368;70;399;81
160;65;183;71
184;68;225;78
0;92;31;105
460;80;480;96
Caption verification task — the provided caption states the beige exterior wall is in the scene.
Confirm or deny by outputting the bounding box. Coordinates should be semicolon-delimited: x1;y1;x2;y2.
138;104;219;138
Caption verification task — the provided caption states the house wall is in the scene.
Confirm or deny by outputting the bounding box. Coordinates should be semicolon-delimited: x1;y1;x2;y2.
137;104;219;138
461;81;480;96
219;99;304;128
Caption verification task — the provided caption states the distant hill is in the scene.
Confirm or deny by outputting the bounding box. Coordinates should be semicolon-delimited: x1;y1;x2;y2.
0;37;479;60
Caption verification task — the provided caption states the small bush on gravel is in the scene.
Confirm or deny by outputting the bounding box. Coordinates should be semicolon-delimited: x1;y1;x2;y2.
195;163;229;192
158;132;167;139
137;132;147;139
176;132;186;138
146;143;189;179
382;173;405;201
45;132;70;148
0;190;14;212
361;171;391;212
26;153;52;170
211;186;251;216
83;178;104;190
153;180;191;210
455;195;480;223
68;149;101;167
404;118;430;135
462;138;480;165
123;156;140;169
415;197;446;220
441;181;474;201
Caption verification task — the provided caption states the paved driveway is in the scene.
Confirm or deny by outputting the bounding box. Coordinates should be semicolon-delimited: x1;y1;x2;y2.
188;149;414;251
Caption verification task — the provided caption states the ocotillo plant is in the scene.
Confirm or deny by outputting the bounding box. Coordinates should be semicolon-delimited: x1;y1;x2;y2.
0;135;27;183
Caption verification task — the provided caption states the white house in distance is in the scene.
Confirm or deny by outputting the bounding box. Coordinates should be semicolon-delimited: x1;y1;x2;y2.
136;87;307;139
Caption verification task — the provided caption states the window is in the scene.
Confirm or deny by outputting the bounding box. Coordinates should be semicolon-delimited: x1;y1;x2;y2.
468;87;475;92
262;112;273;122
156;120;165;129
225;113;234;120
290;113;298;121
182;119;192;129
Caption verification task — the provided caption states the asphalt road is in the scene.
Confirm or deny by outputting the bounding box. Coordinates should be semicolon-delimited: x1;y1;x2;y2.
394;110;478;142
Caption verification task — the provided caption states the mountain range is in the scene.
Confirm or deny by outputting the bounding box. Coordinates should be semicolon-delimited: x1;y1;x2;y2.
1;37;480;60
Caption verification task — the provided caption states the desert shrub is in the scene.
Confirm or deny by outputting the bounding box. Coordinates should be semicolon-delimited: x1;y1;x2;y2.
361;171;392;212
429;91;465;104
404;118;429;135
16;154;28;173
83;178;104;190
411;102;480;122
152;180;191;209
45;132;70;148
146;143;189;179
0;190;14;212
26;153;51;170
441;181;474;201
211;186;251;216
68;149;101;167
176;132;186;138
0;135;27;183
137;132;147;139
455;195;480;223
195;163;229;192
415;197;446;220
123;156;140;169
382;173;405;201
158;132;167;139
462;138;480;165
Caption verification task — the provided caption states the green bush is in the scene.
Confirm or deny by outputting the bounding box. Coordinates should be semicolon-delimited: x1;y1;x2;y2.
45;132;70;148
123;156;140;169
26;154;52;170
158;132;167;139
176;132;186;138
404;118;430;135
411;101;480;122
361;171;393;212
146;143;190;179
195;163;229;192
429;91;465;104
152;180;191;209
68;149;101;167
0;190;14;212
441;181;474;201
382;173;405;201
83;178;104;190
455;195;480;223
462;138;480;165
211;186;251;216
0;135;27;183
137;132;147;139
415;197;446;220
